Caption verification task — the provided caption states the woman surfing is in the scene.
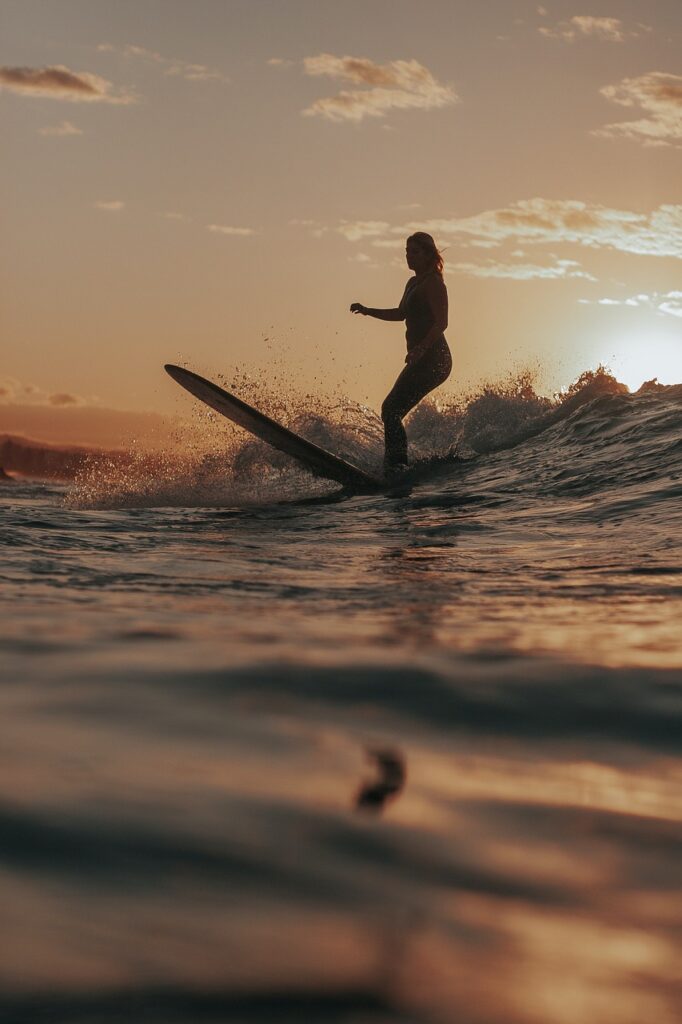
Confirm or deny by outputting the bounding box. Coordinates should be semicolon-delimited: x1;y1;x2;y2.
351;232;451;474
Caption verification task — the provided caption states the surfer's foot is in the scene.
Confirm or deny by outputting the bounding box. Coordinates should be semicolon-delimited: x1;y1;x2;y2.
384;460;408;481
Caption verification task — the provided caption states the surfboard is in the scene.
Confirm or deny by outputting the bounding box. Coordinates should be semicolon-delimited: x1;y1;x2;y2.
164;364;384;491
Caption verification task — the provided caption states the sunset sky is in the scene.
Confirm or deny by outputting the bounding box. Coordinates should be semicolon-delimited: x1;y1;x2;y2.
2;0;681;443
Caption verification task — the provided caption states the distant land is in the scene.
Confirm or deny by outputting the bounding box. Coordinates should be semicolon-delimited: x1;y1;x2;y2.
0;434;129;480
0;404;189;479
0;403;179;450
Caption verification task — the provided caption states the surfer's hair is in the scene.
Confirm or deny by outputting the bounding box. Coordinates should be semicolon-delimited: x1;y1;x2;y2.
408;232;444;274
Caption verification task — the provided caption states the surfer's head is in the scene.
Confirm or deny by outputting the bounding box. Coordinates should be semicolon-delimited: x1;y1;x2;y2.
406;232;444;275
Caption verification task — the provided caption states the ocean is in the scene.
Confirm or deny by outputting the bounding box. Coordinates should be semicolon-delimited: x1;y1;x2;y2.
1;373;681;1024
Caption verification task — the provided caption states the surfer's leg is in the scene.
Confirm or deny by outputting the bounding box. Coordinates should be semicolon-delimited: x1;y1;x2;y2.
381;343;452;469
382;370;438;468
381;400;408;469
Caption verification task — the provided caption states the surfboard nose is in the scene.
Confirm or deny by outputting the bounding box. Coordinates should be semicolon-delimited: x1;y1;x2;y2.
164;362;384;492
164;364;189;385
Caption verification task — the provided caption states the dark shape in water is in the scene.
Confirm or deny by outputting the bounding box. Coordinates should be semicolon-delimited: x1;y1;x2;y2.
354;748;406;813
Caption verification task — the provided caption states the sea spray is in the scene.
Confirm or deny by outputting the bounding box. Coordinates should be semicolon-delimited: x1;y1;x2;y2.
32;367;681;509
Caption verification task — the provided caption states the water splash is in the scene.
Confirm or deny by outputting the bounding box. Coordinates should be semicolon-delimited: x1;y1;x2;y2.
34;366;682;509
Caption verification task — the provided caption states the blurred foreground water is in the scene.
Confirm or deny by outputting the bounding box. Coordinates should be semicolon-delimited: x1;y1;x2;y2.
1;378;681;1023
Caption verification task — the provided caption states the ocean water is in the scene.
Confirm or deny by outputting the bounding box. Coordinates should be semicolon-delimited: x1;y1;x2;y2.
1;377;681;1024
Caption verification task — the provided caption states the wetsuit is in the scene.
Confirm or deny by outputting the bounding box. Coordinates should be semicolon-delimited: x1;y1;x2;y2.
381;273;452;468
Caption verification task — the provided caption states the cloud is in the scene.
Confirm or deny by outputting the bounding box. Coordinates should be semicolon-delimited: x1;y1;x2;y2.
98;43;227;83
0;378;90;407
289;218;328;238
337;220;390;241
39;120;83;136
0;378;19;402
594;72;682;148
404;200;682;259
580;290;682;318
539;16;649;43
451;258;596;281
49;392;85;407
329;200;682;283
300;53;458;122
370;238;407;249
94;200;125;212
207;224;255;236
0;65;135;103
660;292;682;318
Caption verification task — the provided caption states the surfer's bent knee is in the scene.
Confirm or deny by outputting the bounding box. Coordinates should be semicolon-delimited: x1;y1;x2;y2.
381;397;399;424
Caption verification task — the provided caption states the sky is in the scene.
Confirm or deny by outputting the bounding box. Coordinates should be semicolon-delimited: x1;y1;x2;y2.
1;0;681;444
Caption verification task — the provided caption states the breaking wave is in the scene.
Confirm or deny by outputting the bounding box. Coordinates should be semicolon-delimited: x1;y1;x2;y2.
2;369;680;512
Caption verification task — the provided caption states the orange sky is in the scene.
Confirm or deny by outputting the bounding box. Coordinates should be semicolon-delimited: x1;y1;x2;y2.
2;0;681;443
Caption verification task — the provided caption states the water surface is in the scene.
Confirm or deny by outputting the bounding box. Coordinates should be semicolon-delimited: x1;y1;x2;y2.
1;382;681;1023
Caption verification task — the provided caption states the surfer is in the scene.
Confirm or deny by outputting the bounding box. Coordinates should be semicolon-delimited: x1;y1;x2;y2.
351;232;451;473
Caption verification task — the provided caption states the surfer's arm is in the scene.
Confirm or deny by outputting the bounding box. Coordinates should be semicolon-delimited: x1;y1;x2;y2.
350;303;405;321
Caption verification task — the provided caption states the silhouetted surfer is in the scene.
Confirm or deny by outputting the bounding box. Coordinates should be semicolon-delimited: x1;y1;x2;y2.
351;232;451;473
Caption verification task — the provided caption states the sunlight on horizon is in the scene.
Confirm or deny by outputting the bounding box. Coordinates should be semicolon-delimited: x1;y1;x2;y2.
597;330;682;392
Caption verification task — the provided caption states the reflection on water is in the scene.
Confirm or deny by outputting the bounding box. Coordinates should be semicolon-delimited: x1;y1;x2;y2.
372;541;459;649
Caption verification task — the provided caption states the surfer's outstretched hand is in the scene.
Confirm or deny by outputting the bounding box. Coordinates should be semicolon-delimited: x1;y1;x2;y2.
350;302;367;315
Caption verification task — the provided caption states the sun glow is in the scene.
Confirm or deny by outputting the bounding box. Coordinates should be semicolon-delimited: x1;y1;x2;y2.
599;332;682;392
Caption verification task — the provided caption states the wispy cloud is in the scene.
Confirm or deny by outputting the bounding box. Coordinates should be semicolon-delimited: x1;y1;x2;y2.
337;220;391;241
325;200;682;283
299;53;458;122
402;200;682;259
539;16;650;43
289;218;328;238
659;293;682;317
0;377;90;407
39;120;83;136
579;290;682;318
0;65;135;103
94;200;125;212
98;43;227;83
369;238;406;249
451;258;596;281
49;392;86;407
207;224;255;236
0;377;20;402
594;72;682;148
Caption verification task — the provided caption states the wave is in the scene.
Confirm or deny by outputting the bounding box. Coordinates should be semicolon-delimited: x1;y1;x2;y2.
4;370;679;510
